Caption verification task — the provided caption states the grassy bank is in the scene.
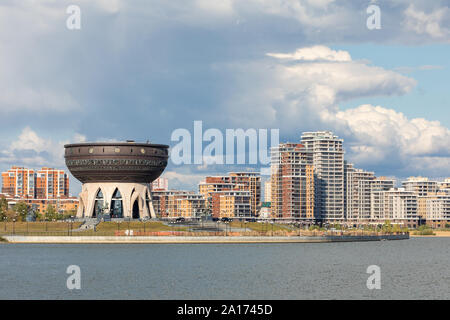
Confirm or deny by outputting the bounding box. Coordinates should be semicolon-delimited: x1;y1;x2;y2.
0;221;188;236
229;221;292;232
95;221;188;234
0;221;81;233
411;225;436;236
0;236;7;242
0;221;82;234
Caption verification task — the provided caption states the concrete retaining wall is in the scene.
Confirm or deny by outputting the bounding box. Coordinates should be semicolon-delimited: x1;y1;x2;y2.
3;234;409;244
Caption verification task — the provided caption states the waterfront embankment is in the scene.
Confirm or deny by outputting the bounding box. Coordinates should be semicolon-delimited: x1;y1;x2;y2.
411;230;450;237
3;234;409;244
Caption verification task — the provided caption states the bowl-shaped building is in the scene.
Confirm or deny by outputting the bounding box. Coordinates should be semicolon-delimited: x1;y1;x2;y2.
64;141;169;219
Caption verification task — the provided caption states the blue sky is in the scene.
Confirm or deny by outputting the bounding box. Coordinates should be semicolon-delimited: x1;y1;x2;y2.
0;0;449;194
338;44;450;127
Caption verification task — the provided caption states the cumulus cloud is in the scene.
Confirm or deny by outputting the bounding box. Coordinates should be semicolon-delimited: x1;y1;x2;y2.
224;46;416;128
404;4;450;40
335;104;450;162
0;127;86;168
218;45;449;176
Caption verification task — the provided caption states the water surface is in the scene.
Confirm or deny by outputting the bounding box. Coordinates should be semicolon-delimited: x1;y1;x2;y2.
0;238;449;299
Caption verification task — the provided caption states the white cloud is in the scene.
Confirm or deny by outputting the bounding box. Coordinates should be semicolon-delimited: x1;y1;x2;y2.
225;46;416;130
219;46;449;176
195;0;233;15
0;127;86;168
162;171;205;190
267;45;351;62
404;4;450;40
335;105;450;164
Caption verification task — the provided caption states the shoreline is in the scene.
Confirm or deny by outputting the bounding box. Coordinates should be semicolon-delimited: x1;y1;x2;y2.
410;231;450;237
2;234;409;244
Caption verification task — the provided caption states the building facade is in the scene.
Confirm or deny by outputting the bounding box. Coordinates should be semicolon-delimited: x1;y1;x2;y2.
300;131;345;222
270;143;314;219
199;172;261;217
1;166;69;199
402;177;439;197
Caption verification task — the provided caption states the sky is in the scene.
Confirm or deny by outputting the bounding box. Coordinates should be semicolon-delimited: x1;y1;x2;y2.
0;0;449;194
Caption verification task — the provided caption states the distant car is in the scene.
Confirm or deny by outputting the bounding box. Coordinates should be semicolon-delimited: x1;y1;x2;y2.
221;217;232;222
245;218;256;222
175;217;185;223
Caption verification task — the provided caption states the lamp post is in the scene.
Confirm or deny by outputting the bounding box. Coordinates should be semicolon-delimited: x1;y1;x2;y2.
13;218;16;235
4;217;7;232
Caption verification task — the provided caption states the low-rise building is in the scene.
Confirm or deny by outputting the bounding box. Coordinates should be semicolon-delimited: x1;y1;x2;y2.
218;190;251;218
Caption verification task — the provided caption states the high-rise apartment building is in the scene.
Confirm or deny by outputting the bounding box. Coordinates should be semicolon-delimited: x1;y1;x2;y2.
2;166;69;199
300;131;345;221
369;177;395;221
36;167;69;199
226;172;261;216
270;143;314;219
345;164;375;221
1;167;36;197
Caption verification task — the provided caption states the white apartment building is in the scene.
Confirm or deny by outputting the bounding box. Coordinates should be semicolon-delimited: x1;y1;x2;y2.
345;163;375;221
425;193;450;224
383;188;418;227
301;131;344;221
369;177;395;221
402;177;439;196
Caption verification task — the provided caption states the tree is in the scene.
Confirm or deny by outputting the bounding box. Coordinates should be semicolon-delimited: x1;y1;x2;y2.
45;204;61;221
13;201;30;222
34;211;43;221
0;197;8;220
5;209;17;221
